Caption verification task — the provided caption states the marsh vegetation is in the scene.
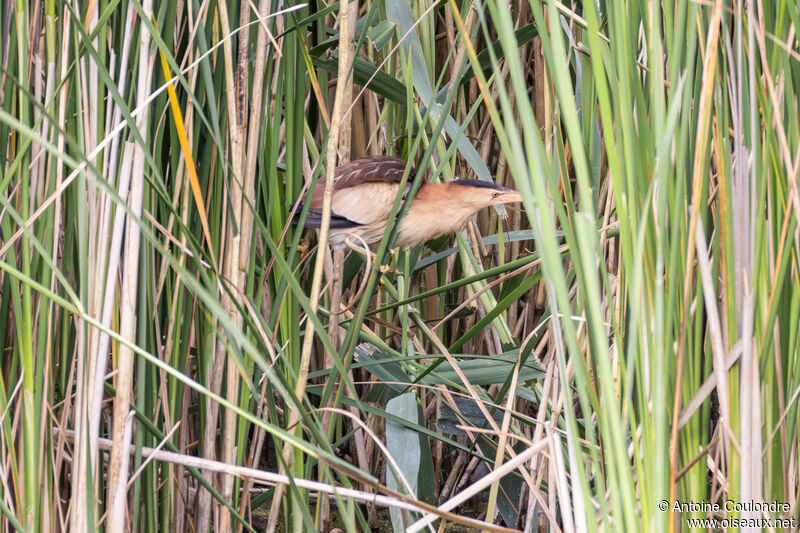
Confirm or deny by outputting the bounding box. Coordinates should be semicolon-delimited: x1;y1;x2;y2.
1;0;798;531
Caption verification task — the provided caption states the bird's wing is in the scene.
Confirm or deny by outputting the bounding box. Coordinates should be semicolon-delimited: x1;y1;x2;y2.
332;156;413;191
297;156;416;228
329;181;405;226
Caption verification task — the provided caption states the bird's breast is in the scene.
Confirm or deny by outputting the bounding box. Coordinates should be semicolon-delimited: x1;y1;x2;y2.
395;201;473;247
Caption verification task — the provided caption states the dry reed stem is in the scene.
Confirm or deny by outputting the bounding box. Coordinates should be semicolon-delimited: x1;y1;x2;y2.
55;428;520;533
268;2;357;531
107;2;154;530
670;0;723;512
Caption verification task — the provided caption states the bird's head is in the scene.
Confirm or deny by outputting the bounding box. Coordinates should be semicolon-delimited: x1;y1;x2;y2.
447;179;523;209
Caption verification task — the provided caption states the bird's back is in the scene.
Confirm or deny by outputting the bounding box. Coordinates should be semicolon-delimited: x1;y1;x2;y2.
292;156;415;248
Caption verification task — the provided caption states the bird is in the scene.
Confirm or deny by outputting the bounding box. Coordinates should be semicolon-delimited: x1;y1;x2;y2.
292;156;522;250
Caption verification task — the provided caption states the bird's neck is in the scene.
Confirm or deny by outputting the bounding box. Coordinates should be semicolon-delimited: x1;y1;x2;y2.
417;182;478;212
394;183;480;246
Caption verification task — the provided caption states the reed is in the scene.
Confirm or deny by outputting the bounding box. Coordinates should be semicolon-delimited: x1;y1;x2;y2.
0;0;797;531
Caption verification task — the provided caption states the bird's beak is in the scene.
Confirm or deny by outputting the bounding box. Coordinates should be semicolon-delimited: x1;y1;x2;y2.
491;190;523;205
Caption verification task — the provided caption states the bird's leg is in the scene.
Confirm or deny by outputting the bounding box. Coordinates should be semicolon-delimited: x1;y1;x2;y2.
343;232;373;262
329;233;373;315
344;233;373;300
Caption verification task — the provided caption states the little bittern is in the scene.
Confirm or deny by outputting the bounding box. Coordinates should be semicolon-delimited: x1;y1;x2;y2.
293;156;522;249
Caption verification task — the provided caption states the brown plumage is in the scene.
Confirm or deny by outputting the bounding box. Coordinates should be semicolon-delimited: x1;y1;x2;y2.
293;156;522;249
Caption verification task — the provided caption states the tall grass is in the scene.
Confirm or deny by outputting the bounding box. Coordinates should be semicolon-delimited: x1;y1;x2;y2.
0;0;798;532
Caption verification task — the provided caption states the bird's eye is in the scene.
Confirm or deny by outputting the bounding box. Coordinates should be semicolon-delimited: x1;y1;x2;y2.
492;192;500;197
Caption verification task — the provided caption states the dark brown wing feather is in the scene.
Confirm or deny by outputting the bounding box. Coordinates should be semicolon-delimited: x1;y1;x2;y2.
293;156;415;228
333;156;412;187
309;156;414;209
300;210;363;228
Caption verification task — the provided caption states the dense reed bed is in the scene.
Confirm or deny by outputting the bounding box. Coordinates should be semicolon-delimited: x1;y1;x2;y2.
1;0;798;531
